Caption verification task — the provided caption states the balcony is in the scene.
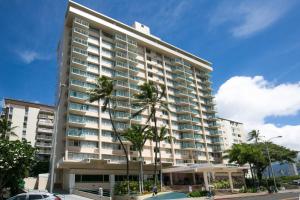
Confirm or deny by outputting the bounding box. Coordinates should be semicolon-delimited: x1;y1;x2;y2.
38;120;53;127
180;133;194;141
179;124;194;132
37;128;53;134
208;123;219;129
173;58;183;66
114;42;127;51
72;47;88;59
115;34;127;43
114;71;128;80
176;107;191;114
115;61;128;71
175;98;190;106
181;142;195;150
36;135;52;141
129;65;139;74
127;38;137;48
177;115;192;123
112;112;130;122
115;51;127;62
175;91;190;98
112;101;131;111
129;83;139;93
72;37;88;49
113;91;130;99
173;74;186;82
36;142;52;148
38;149;51;155
173;66;185;74
71;57;88;69
74;17;89;29
73;27;89;39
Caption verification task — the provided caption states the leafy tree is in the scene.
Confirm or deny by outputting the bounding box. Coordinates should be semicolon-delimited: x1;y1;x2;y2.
0;116;17;139
123;125;151;193
89;76;130;193
0;140;36;196
133;82;168;187
225;142;297;186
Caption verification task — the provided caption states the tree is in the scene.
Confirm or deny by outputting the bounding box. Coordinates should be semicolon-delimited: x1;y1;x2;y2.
248;130;261;143
89;76;130;193
225;142;297;186
151;126;175;189
133;82;169;187
0;116;17;139
123;125;151;194
0;140;36;197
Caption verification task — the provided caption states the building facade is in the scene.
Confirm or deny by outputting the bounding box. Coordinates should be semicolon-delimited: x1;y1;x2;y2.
217;117;246;151
2;98;54;160
52;1;233;193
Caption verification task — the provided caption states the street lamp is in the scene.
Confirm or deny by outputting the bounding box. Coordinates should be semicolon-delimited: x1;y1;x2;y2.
264;135;282;192
49;84;66;193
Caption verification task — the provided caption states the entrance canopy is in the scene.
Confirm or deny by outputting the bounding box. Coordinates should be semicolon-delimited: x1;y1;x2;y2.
162;163;248;174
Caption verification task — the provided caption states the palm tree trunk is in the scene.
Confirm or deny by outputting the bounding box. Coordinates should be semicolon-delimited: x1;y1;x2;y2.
139;150;143;194
249;163;255;187
108;103;130;194
159;140;163;190
153;108;158;187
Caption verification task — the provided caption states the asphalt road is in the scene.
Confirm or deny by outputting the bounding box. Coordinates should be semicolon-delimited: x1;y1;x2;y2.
230;192;300;200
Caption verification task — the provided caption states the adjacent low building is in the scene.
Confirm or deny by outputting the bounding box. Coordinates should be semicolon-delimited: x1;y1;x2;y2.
1;98;54;160
217;117;246;151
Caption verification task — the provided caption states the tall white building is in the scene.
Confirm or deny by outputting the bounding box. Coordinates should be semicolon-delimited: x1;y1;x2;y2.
217;117;246;151
2;98;54;160
52;1;246;194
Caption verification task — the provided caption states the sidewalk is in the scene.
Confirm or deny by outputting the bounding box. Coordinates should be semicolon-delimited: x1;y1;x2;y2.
215;189;300;199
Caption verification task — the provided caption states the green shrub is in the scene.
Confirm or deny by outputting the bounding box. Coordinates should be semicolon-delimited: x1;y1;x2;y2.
213;180;230;189
188;190;215;197
114;180;161;195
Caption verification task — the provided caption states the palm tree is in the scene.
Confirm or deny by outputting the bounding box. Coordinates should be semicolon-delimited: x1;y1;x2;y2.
133;82;169;187
152;126;175;189
88;76;130;194
123;125;151;194
248;130;261;143
0;116;17;140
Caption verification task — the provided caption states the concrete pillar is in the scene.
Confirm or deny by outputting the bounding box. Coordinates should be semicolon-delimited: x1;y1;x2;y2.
212;172;215;181
192;173;196;185
110;174;115;196
170;173;173;185
228;172;233;192
69;173;75;194
203;171;209;191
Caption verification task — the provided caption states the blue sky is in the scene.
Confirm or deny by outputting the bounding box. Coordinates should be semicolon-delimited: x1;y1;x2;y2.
0;0;300;148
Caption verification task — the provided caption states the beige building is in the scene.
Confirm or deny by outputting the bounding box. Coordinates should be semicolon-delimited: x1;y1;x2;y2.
2;98;54;160
217;118;246;151
52;1;246;195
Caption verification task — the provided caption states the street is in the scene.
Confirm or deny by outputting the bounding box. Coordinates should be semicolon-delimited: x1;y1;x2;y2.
225;192;300;200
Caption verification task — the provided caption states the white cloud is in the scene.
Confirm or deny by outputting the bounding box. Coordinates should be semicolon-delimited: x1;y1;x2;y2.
210;0;295;38
215;76;300;150
17;50;51;64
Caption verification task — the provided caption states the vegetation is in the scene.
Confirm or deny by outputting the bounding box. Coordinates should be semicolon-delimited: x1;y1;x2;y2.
188;190;215;197
133;82;168;187
0;139;36;196
123;125;151;194
89;76;130;193
0;116;17;139
213;180;230;189
114;180;161;195
224;141;297;186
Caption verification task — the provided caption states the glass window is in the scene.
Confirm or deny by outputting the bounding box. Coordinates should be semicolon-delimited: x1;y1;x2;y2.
28;195;43;200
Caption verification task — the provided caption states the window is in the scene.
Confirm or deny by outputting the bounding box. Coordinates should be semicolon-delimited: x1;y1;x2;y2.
25;107;29;115
75;174;110;182
148;72;153;78
146;48;151;53
14;195;27;200
28;195;43;200
102;31;113;39
24;116;28;121
22;130;26;136
147;56;151;61
147;64;152;69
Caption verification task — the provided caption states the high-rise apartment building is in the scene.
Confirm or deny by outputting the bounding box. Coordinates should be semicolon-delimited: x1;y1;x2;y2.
53;1;231;193
2;98;54;160
217;117;246;151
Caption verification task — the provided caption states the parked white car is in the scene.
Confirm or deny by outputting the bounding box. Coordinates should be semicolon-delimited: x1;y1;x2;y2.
7;192;61;200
